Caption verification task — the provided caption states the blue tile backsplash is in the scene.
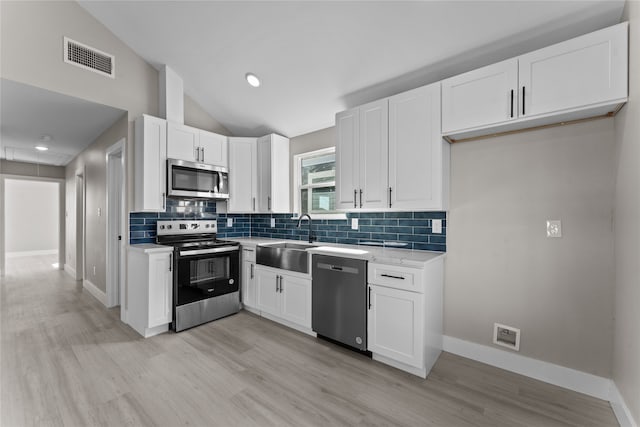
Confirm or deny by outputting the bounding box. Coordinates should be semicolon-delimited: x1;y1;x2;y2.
130;200;446;252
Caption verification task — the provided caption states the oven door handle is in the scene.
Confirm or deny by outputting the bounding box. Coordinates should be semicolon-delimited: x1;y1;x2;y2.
179;246;239;256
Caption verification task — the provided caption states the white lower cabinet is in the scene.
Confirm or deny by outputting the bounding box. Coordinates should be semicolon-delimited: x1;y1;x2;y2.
367;258;444;378
127;244;173;338
241;246;257;311
254;265;312;331
368;285;424;368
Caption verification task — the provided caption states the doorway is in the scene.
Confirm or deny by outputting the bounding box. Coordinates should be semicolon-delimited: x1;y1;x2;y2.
75;171;85;282
2;177;64;275
106;139;126;320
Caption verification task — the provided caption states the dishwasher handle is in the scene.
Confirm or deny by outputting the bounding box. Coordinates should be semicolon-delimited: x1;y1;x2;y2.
316;262;359;275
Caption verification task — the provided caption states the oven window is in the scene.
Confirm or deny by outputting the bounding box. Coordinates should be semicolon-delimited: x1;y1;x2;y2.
172;166;217;193
190;257;229;284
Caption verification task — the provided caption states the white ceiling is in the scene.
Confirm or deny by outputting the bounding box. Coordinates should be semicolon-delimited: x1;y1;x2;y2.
0;79;126;166
79;1;625;138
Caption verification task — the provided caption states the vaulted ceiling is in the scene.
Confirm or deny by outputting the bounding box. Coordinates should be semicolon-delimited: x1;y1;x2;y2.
78;1;625;138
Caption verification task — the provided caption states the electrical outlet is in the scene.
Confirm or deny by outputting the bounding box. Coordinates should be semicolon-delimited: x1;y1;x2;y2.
227;218;233;228
546;220;562;238
432;219;442;234
351;218;359;230
270;218;276;227
98;208;101;217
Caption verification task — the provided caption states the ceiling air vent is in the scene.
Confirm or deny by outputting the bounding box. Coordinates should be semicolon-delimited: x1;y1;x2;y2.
63;37;114;78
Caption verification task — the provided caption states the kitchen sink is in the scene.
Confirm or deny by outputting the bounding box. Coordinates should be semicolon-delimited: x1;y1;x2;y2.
256;242;317;273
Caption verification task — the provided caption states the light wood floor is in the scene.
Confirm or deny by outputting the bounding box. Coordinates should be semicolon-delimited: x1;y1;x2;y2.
1;255;618;426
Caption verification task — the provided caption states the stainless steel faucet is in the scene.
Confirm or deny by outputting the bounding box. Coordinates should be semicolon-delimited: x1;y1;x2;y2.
296;214;315;243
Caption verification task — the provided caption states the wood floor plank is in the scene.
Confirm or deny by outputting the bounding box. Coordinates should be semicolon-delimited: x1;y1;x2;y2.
1;255;619;426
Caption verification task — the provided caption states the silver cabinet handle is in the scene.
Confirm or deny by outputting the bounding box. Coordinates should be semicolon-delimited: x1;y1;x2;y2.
381;273;405;280
359;189;363;208
243;248;254;252
195;146;199;161
201;147;205;161
522;86;526;115
353;189;357;208
250;263;254;279
278;276;283;293
275;275;279;292
252;197;256;211
268;196;271;211
162;192;166;210
388;187;392;208
368;286;372;309
169;253;172;272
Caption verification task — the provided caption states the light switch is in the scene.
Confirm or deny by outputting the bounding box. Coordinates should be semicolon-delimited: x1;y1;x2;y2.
546;220;562;238
227;218;233;228
432;219;442;234
351;218;359;230
98;208;102;217
270;218;276;227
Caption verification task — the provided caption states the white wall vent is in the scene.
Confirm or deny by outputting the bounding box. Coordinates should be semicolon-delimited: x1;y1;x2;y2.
63;37;115;78
493;323;521;351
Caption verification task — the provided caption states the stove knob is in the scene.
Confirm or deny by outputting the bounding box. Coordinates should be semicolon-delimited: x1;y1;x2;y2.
205;224;210;228
167;224;172;230
160;225;165;230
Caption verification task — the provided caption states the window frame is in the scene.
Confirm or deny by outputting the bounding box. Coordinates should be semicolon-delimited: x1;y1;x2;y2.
292;147;346;220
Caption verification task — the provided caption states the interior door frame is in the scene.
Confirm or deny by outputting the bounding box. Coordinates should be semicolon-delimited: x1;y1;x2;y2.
106;138;127;321
76;169;85;282
0;174;65;276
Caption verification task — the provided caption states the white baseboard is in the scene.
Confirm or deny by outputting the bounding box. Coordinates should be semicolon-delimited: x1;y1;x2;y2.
610;382;638;427
83;279;107;306
6;249;57;258
64;264;78;280
442;335;611;401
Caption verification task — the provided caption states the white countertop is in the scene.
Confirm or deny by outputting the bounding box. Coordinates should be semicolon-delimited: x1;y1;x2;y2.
227;237;445;267
128;243;174;254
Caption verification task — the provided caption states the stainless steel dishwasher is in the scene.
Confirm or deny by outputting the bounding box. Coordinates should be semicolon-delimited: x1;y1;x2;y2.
312;254;368;351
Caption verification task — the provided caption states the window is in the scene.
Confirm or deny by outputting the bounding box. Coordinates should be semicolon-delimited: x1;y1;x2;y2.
294;147;341;217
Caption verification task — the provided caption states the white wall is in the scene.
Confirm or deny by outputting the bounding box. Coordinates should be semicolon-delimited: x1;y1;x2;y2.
446;119;615;377
612;1;640;423
5;179;59;254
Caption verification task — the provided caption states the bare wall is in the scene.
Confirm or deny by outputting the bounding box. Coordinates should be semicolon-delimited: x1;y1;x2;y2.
446;119;615;377
612;1;640;422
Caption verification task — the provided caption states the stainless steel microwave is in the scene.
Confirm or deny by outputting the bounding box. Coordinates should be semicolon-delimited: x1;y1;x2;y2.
167;159;229;200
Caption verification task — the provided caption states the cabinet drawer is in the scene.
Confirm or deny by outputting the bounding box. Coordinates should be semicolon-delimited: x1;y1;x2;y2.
368;263;424;293
241;246;256;262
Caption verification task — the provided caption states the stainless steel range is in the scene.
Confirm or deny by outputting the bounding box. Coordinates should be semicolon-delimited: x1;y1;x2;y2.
156;220;240;332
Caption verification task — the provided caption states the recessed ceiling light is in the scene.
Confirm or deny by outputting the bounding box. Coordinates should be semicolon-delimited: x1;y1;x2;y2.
245;73;261;88
35;145;49;151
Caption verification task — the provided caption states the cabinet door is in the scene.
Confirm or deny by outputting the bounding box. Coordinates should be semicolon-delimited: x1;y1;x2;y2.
389;84;443;210
441;58;518;133
148;253;172;328
242;261;256;308
167;122;198;162
255;268;280;317
199;130;228;167
279;274;311;328
359;99;388;209
134;115;167;212
257;136;272;212
519;22;627;118
228;137;257;212
335;108;360;209
368;285;423;368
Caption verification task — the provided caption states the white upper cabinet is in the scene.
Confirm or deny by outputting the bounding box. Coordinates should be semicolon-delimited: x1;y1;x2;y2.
336;87;448;211
228;137;258;213
336;100;389;210
442;22;628;141
335;108;360;209
167;122;228;167
519;22;628;118
359;100;389;209
441;59;518;133
134;115;167;212
389;83;448;211
199;130;228;167
257;134;290;213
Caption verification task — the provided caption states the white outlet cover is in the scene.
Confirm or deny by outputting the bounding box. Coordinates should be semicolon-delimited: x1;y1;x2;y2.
546;220;562;238
351;218;359;230
270;218;276;227
432;219;442;234
227;218;233;228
